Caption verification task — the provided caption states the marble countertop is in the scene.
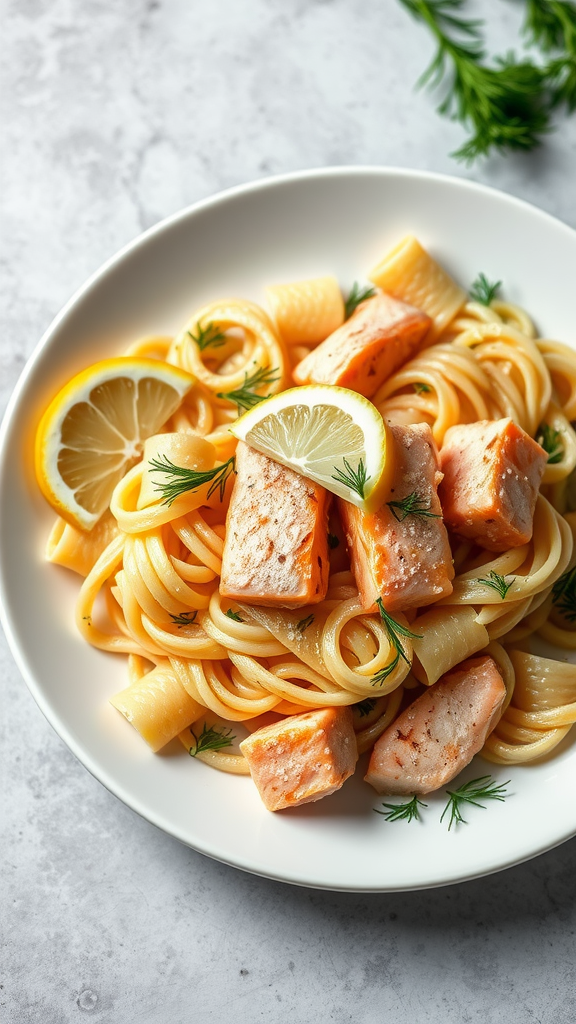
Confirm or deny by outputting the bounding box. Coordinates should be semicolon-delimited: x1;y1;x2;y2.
2;1;576;1020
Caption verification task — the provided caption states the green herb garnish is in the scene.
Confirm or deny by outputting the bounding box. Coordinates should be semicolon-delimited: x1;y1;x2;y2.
187;321;226;352
537;422;564;464
345;282;377;319
476;570;514;599
374;795;428;823
296;614;314;635
413;382;431;394
327;533;340;549
371;598;422;686
356;698;377;717
225;608;244;623
552;565;576;622
188;722;235;757
469;272;502;305
217;365;280;415
331;458;370;500
169;610;198;627
440;775;510;830
387;491;441;522
398;0;550;163
149;454;236;505
524;0;576;111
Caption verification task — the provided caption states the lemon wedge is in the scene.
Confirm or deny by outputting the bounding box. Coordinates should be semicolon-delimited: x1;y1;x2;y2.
35;357;194;530
231;384;393;512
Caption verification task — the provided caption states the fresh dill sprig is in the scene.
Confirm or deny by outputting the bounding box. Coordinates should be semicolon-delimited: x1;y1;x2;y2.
537;422;564;464
327;533;340;549
149;454;236;505
413;381;431;394
387;491;441;522
331;458;370;500
469;272;502;305
476;570;514;599
345;282;377;319
398;0;550;163
374;795;428;823
169;610;198;628
216;365;280;415
187;320;226;352
296;614;314;634
225;608;244;623
188;722;236;757
356;698;377;717
371;598;422;686
552;565;576;622
440;775;510;830
524;0;576;111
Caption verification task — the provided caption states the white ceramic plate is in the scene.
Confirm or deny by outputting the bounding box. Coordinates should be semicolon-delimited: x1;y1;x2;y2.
2;167;576;891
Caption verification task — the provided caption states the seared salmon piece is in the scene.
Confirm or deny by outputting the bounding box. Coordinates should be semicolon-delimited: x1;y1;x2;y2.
438;418;547;552
240;707;358;811
220;441;330;608
365;654;506;795
338;423;454;612
292;292;431;398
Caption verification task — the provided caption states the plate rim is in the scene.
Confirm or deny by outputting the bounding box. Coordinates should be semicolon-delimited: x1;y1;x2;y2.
2;164;576;891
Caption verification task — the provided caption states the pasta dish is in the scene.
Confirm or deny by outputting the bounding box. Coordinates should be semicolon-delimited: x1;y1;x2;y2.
35;234;576;814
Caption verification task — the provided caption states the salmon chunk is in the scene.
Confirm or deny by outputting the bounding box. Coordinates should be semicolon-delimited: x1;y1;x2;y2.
220;441;330;608
292;292;431;398
240;707;358;811
438;418;547;552
338;423;454;612
365;655;506;795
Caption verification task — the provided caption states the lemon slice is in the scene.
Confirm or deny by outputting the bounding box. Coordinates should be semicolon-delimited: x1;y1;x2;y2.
35;357;194;530
231;384;393;512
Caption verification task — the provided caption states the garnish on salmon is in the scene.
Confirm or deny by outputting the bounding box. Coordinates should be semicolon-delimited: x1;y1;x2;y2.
338;423;454;612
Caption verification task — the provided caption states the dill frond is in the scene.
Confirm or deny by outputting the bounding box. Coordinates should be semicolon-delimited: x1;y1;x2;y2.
217;365;280;415
169;610;198;628
476;570;514;599
371;598;422;686
331;458;370;500
188;723;236;757
187;321;226;352
386;491;441;522
345;282;377;319
440;775;510;830
374;795;428;823
469;272;502;305
552;565;576;622
537;422;564;464
148;454;236;505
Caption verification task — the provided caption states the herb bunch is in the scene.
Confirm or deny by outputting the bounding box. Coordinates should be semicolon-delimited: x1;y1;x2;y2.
398;0;576;162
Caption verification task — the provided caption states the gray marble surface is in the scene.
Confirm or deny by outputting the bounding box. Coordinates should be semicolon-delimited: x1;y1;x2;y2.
2;1;576;1021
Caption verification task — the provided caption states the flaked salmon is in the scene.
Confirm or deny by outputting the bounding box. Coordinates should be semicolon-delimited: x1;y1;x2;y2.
338;423;454;612
220;441;330;608
292;292;431;398
364;654;506;795
438;418;547;552
240;707;358;811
